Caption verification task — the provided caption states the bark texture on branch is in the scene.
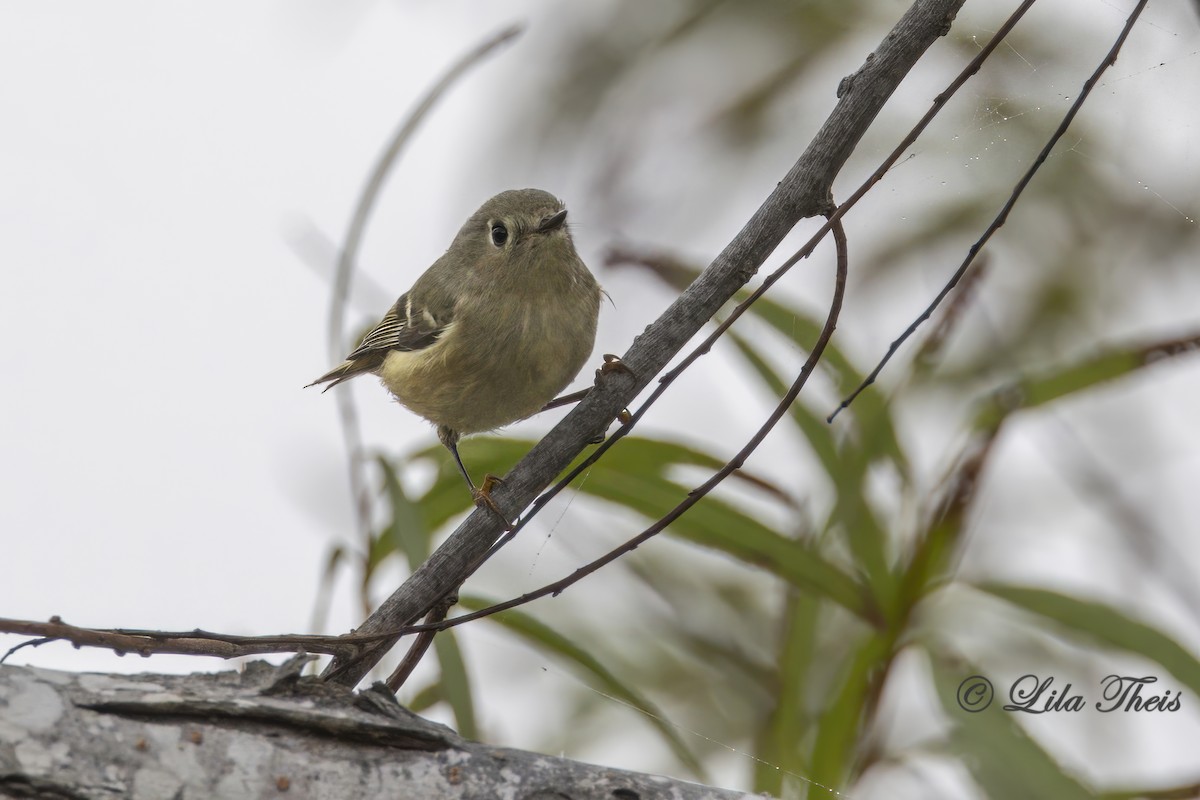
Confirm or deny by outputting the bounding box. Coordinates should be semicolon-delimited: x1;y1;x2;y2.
0;662;748;800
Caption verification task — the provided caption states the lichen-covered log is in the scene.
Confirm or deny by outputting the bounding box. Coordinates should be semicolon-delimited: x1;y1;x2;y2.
0;661;750;800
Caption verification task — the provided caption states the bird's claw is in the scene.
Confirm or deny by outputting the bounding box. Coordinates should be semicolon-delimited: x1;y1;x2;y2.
595;354;634;383
473;474;514;530
585;356;634;442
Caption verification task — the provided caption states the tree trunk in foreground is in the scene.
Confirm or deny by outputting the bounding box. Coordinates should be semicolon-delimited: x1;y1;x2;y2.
0;661;748;800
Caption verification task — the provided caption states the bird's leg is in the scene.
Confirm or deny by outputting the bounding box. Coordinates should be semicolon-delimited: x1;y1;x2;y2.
542;354;637;412
540;388;590;413
438;425;513;530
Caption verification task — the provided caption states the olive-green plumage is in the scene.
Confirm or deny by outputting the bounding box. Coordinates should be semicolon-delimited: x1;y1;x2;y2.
308;189;602;501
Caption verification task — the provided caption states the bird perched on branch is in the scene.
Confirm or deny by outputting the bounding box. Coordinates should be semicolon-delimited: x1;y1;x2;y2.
308;189;602;524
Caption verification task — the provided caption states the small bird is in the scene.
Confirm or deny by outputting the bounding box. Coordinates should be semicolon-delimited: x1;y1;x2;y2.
308;188;602;520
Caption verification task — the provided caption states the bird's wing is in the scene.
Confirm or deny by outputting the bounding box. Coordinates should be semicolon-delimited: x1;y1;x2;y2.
346;290;449;359
307;288;453;390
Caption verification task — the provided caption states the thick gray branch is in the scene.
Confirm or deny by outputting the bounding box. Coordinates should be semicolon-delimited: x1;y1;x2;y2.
0;663;746;799
324;0;966;687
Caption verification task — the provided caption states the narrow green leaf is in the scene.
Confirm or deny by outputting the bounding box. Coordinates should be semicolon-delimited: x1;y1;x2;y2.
927;651;1097;799
740;294;908;476
899;437;995;608
563;437;872;618
979;583;1200;700
623;252;909;477
583;469;873;620
728;330;894;604
404;437;535;531
310;544;347;636
973;334;1200;432
432;630;477;739
405;682;442;714
377;456;432;564
458;594;705;777
808;632;890;790
404;435;873;618
408;434;795;512
378;456;477;736
755;591;821;794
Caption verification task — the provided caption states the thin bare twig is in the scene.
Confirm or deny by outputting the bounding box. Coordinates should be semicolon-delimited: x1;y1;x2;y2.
913;252;991;368
828;0;1150;421
0;617;363;662
386;592;457;691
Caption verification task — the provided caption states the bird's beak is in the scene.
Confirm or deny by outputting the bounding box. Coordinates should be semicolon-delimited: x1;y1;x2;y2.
537;208;569;232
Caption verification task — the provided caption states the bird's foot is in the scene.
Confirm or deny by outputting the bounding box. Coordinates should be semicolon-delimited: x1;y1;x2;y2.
473;474;514;530
586;407;632;444
595;353;634;383
583;355;634;443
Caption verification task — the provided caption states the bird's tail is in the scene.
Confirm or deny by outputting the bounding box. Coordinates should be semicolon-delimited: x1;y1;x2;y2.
304;360;372;392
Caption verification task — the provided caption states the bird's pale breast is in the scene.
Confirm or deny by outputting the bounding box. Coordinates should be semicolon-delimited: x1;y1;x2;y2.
379;264;599;435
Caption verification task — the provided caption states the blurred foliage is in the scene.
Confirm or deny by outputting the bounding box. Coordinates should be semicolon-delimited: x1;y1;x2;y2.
317;2;1200;798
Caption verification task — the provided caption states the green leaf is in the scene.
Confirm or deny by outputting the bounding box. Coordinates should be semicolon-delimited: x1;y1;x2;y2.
927;650;1097;799
408;433;795;512
402;438;533;532
458;594;705;777
624;251;909;480
431;630;477;739
755;591;821;794
899;437;995;607
979;583;1200;700
971;333;1200;433
736;292;908;478
406;435;874;619
405;682;442;714
728;330;895;606
310;543;347;636
579;459;874;621
378;456;432;564
566;437;872;618
378;456;477;736
808;631;891;790
974;350;1138;431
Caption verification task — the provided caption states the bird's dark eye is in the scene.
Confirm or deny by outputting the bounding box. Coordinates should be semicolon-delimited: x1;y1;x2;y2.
490;223;508;247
